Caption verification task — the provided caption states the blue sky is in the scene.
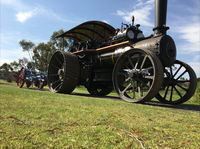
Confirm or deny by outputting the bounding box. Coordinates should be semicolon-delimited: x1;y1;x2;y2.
0;0;200;76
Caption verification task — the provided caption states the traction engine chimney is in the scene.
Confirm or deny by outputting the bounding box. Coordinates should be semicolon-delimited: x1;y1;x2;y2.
153;0;169;35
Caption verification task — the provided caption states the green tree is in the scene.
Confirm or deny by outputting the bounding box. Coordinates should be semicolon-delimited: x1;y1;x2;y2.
19;40;35;60
32;42;56;72
16;30;70;72
0;63;14;82
10;58;30;71
50;29;68;50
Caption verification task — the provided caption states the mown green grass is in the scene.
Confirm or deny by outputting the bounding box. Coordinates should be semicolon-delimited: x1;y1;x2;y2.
0;83;200;148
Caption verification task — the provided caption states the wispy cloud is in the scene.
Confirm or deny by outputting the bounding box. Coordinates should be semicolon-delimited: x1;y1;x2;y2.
176;22;200;52
116;0;154;27
0;0;76;23
16;8;38;23
0;0;26;11
169;1;200;76
188;55;200;77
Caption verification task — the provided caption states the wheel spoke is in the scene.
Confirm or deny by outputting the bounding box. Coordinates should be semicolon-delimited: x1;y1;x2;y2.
140;55;147;69
128;55;134;69
54;82;62;90
145;66;153;70
121;83;132;95
144;75;154;80
170;66;173;76
173;65;182;77
164;85;170;99
170;86;174;102
138;86;141;97
125;65;131;69
176;70;187;80
134;56;140;70
51;79;62;85
132;82;136;98
125;77;131;82
176;83;188;92
176;80;190;83
174;86;182;98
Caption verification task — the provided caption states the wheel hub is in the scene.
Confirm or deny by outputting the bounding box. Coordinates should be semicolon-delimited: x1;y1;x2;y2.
127;69;149;81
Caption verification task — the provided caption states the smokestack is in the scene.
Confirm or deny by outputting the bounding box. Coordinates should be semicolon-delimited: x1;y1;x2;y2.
153;0;169;35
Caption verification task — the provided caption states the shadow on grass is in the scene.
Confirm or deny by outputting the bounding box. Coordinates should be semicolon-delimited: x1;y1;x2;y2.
144;101;200;112
72;92;200;112
72;92;120;100
26;87;49;91
1;83;199;113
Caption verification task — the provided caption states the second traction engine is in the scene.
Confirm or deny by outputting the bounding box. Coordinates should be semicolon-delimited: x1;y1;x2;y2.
47;0;197;104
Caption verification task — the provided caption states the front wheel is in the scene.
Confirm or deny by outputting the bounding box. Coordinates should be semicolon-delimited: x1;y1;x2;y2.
156;60;197;104
112;49;163;103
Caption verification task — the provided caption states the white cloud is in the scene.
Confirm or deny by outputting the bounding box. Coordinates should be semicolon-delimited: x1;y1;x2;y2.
116;0;154;27
16;10;36;23
0;0;75;23
0;0;28;11
177;22;200;52
188;62;200;77
178;23;200;43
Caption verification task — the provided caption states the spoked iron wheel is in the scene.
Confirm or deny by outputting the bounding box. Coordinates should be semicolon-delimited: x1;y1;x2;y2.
48;51;80;93
156;60;197;104
26;80;32;88
38;81;47;90
38;82;44;89
34;80;40;88
113;49;163;103
87;86;113;96
17;68;25;88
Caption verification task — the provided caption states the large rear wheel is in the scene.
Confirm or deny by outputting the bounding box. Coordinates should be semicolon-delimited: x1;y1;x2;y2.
156;60;197;104
113;49;163;103
48;51;80;93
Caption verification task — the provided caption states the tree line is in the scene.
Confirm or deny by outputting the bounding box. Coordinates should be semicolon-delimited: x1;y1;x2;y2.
0;29;70;82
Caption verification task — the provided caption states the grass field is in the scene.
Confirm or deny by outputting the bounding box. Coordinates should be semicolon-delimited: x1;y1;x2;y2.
0;81;200;148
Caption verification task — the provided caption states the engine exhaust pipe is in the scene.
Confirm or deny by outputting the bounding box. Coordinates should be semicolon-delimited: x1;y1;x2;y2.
153;0;169;35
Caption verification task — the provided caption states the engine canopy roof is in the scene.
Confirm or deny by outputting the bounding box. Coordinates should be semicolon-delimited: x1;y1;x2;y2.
57;21;116;42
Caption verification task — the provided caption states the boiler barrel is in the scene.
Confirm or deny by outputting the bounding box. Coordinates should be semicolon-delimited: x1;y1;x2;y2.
97;35;176;67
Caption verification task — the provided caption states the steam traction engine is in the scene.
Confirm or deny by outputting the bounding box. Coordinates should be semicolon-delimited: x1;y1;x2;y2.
47;0;197;104
16;67;47;89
